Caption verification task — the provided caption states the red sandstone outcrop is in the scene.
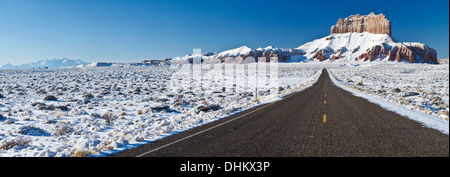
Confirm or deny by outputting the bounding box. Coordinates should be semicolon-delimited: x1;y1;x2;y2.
357;43;438;64
311;49;330;61
331;12;391;36
404;43;438;64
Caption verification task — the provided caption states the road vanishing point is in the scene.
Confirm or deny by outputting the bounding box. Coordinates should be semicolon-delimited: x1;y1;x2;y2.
113;69;448;157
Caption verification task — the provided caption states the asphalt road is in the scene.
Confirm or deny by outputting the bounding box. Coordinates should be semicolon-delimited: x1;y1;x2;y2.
113;69;448;157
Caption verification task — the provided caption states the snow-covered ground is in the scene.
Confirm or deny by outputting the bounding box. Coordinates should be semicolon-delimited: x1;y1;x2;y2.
1;61;447;157
328;63;449;120
328;62;449;133
0;64;322;157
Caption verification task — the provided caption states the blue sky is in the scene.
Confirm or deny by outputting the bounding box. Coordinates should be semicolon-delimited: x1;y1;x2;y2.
0;0;448;66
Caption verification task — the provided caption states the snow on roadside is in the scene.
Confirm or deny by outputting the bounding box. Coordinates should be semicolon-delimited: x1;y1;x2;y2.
327;64;449;134
0;64;323;157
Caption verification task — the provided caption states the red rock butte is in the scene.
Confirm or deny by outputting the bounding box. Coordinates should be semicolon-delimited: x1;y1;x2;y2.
331;12;391;36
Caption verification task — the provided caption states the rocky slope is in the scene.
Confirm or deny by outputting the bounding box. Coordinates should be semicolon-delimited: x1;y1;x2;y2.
358;42;438;63
296;32;438;64
172;46;306;64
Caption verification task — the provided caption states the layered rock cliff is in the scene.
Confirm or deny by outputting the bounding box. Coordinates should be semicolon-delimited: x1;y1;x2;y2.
331;12;391;36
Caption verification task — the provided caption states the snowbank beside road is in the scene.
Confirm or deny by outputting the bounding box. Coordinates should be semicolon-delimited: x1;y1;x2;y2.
0;64;323;157
327;68;449;134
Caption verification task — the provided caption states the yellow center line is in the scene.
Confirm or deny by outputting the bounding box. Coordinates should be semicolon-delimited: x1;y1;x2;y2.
323;88;327;123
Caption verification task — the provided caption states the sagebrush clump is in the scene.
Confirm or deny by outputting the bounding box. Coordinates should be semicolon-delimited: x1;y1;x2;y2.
43;95;58;101
0;137;31;150
101;111;116;124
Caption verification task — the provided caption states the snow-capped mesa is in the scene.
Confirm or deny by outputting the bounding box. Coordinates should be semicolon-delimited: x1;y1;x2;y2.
171;12;438;64
295;32;437;63
1;58;90;70
296;13;438;63
296;12;438;64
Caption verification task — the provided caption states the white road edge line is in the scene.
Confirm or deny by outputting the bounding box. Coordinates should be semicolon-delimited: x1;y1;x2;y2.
135;84;310;157
135;69;325;157
326;69;449;135
136;100;275;157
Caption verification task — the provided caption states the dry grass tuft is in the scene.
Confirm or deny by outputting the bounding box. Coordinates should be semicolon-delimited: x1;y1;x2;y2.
0;137;31;150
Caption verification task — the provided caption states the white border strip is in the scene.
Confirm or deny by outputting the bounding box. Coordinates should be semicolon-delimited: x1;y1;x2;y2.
136;101;273;157
327;69;449;135
135;69;324;157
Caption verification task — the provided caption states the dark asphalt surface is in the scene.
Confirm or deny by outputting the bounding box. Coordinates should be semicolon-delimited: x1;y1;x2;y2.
113;69;448;157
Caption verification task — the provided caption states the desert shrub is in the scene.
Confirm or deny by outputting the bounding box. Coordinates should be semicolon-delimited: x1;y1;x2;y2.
101;112;116;124
72;150;89;157
36;104;46;110
33;102;61;111
17;125;50;136
157;97;169;103
83;93;94;99
36;89;47;94
251;98;261;103
403;92;419;97
31;102;45;107
356;81;364;86
43;95;58;101
195;104;221;113
46;105;55;110
0;137;31;150
52;122;73;136
133;87;141;94
151;105;170;112
56;105;70;111
89;113;100;119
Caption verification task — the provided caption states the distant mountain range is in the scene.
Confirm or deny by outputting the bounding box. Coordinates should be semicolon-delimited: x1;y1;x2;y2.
0;58;89;70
